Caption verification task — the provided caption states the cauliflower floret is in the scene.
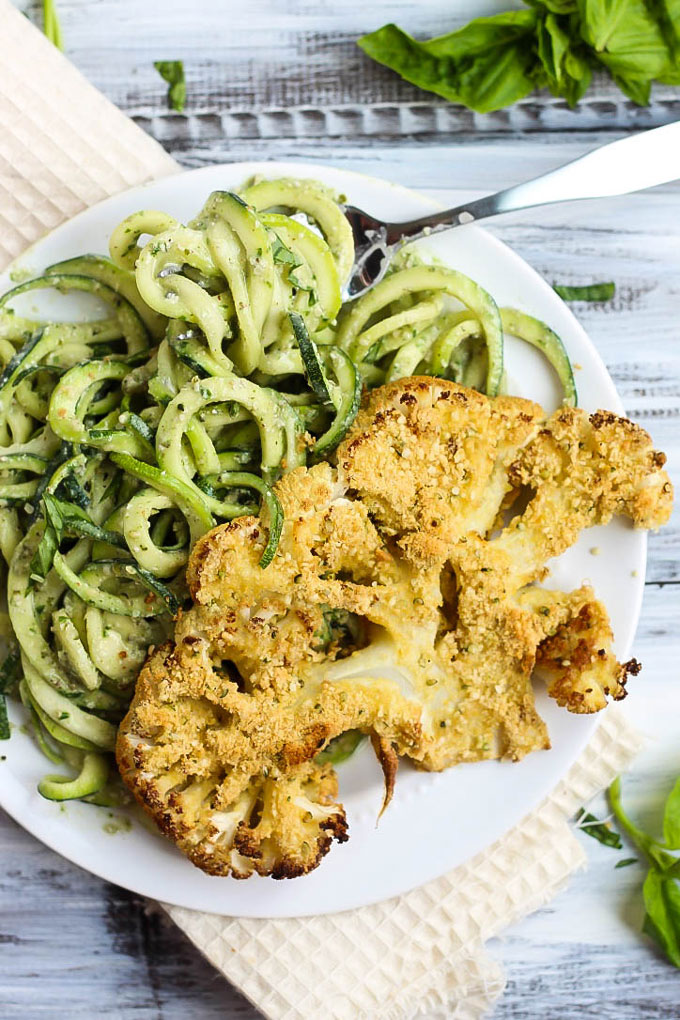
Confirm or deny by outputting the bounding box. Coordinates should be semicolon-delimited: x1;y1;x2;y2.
117;378;672;879
116;641;349;878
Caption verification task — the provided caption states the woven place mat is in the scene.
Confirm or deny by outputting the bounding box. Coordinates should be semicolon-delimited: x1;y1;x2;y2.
0;4;643;1017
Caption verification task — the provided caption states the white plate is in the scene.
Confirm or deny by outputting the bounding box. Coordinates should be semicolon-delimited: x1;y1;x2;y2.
0;162;646;917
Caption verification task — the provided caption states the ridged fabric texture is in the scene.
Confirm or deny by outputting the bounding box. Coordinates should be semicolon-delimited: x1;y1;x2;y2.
166;710;642;1019
0;0;176;270
0;6;642;1015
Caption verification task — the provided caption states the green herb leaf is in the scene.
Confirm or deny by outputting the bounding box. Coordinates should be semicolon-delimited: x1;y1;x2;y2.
554;281;616;301
615;857;638;868
154;61;187;113
41;493;127;554
642;869;680;967
663;778;680;850
577;0;671;102
358;13;542;115
0;695;9;740
536;12;593;105
612;73;653;104
359;0;680;113
42;492;67;544
527;0;578;12
54;471;90;509
288;270;315;294
30;522;59;581
645;0;680;62
608;777;680;969
609;776;675;870
271;236;303;269
43;0;64;50
575;807;624;848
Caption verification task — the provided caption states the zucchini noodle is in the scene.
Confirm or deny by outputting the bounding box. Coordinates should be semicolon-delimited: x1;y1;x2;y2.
0;175;576;802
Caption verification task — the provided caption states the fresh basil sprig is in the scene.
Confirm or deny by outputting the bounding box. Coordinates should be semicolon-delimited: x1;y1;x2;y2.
609;776;680;968
358;0;680;113
30;493;126;582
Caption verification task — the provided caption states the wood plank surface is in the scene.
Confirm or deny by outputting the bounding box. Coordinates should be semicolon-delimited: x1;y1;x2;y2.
2;2;680;1017
13;0;680;135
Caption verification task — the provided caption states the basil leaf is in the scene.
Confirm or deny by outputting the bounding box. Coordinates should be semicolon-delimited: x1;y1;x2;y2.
615;857;638;868
359;0;680;112
43;494;127;550
643;0;679;62
154;61;186;113
537;12;593;105
54;471;90;509
612;74;653;104
663;778;680;850
358;13;542;115
554;281;616;301
30;522;58;581
271;236;303;269
42;492;67;544
578;0;670;96
609;777;677;871
575;808;624;848
527;0;578;11
642;869;680;968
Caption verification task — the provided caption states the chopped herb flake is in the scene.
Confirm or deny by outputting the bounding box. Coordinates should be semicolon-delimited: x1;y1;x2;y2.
154;61;186;113
575;808;623;849
554;282;616;302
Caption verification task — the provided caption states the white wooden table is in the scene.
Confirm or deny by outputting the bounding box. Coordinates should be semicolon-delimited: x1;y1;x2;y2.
3;2;680;1016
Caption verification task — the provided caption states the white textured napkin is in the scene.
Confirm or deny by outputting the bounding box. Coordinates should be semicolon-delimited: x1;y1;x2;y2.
0;5;643;1016
166;709;641;1019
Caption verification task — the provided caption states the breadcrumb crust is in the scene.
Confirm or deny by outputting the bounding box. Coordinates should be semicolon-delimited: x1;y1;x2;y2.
117;378;672;879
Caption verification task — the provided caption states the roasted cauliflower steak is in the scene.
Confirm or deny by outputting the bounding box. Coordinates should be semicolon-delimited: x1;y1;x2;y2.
117;378;672;879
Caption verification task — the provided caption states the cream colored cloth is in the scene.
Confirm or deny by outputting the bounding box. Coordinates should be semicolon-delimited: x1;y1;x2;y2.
0;0;176;266
0;5;642;1017
166;710;641;1019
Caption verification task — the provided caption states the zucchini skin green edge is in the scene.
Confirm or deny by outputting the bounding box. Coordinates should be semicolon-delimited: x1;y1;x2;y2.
224;472;283;569
0;273;150;353
337;264;504;397
312;346;362;458
290;312;333;404
500;307;577;407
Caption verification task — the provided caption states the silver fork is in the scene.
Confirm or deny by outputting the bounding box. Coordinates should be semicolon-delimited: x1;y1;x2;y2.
343;121;680;299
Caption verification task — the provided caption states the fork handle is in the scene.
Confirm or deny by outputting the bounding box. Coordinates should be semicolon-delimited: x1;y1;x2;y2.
384;121;680;246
